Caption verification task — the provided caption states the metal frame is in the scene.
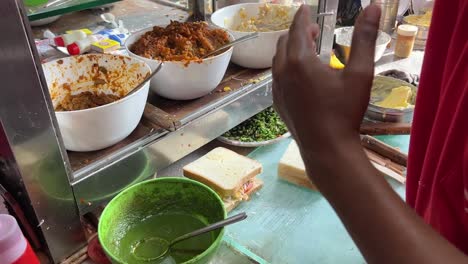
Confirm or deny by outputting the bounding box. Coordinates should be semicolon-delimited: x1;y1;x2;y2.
0;0;338;262
73;75;274;214
0;0;85;262
318;0;338;62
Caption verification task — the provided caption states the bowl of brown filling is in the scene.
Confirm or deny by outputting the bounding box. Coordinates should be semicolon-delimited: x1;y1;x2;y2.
125;21;234;100
43;54;151;152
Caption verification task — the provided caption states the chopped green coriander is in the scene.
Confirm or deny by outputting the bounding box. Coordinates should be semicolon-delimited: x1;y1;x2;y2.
223;107;288;142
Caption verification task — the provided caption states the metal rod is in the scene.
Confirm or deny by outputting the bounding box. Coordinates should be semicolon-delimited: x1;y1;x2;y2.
202;33;259;58
170;212;248;246
123;62;164;98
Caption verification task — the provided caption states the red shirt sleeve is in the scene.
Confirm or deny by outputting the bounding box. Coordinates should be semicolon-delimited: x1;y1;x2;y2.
406;0;468;253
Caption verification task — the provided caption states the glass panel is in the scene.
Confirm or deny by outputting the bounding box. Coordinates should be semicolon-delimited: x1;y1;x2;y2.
26;0;120;21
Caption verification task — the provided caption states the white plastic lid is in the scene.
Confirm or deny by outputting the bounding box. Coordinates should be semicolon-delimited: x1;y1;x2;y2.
0;214;27;264
397;24;419;36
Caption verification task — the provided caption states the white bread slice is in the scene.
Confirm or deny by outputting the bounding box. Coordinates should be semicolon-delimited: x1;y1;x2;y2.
224;178;263;212
183;147;263;198
278;140;318;191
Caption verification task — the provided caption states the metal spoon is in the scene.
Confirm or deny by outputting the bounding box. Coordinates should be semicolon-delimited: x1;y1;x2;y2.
122;62;163;99
202;33;259;58
132;212;247;261
101;13;119;28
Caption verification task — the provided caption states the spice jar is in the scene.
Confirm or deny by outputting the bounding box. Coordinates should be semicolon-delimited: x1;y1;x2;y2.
394;24;418;58
0;214;40;264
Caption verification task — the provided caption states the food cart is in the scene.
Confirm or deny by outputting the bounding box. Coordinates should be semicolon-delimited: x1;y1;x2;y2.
0;0;426;263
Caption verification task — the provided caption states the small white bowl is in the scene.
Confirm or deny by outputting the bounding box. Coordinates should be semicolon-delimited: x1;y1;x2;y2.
334;26;391;63
42;54;151;152
211;3;298;69
125;25;233;100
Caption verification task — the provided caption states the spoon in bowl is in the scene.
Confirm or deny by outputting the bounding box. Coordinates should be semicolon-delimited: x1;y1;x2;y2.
132;212;247;261
202;33;259;59
122;62;164;99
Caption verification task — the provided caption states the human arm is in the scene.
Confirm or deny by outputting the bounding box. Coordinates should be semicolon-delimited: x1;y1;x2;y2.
272;5;468;263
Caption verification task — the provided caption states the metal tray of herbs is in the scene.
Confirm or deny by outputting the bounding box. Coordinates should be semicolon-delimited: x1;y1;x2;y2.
218;107;290;147
218;132;291;147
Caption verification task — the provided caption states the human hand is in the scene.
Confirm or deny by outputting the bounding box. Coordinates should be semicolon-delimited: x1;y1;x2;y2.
272;4;381;165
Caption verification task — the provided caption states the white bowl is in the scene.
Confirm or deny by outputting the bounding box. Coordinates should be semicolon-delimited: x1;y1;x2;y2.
42;54;151;152
125;26;233;100
211;3;297;69
334;26;391;63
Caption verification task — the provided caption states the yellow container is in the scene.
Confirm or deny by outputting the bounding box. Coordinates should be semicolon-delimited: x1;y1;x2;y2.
394;24;418;58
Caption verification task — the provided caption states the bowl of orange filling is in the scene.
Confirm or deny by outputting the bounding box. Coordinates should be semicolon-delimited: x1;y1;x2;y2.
125;21;234;100
43;54;151;152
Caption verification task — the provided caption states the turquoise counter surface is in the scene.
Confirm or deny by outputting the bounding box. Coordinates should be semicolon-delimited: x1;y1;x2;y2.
224;135;410;263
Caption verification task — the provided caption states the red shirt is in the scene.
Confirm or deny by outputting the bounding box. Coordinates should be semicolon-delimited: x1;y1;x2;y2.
406;0;468;254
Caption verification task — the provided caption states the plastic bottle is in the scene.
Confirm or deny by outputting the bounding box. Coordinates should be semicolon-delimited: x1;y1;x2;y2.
0;214;40;264
394;24;418;58
54;30;87;47
67;35;100;55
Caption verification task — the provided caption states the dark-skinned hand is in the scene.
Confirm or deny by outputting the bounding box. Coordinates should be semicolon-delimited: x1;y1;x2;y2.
272;4;381;175
272;7;468;264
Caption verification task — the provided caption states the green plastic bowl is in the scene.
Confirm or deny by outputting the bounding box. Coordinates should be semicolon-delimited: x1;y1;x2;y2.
98;177;226;264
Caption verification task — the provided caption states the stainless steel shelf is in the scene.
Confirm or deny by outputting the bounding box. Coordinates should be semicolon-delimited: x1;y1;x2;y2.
8;0;338;260
71;76;273;214
27;0;275;215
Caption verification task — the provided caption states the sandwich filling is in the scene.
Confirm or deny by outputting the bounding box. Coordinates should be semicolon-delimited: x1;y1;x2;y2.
243;180;254;194
226;177;263;203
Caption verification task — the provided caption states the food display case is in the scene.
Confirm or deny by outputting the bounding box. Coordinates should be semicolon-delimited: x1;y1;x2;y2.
0;0;338;262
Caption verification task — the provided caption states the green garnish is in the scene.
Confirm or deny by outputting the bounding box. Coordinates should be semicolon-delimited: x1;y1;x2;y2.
223;107;288;142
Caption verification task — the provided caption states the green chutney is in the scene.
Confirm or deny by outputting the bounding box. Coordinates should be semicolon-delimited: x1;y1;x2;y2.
118;213;214;264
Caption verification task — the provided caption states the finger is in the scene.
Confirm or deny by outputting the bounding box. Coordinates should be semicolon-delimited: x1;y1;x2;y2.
309;23;320;55
272;34;288;79
289;5;312;34
272;80;285;119
272;80;280;107
344;4;381;78
287;5;319;61
310;23;320;41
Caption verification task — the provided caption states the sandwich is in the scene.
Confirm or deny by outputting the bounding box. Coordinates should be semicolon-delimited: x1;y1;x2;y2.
279;140;406;190
278;140;318;190
183;147;263;212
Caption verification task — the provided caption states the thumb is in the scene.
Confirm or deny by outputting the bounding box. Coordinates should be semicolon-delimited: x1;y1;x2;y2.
344;5;381;79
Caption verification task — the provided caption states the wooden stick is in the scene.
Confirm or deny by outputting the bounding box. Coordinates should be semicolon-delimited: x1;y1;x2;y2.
143;103;180;131
60;246;87;264
364;149;406;176
87;232;98;242
72;254;88;264
360;122;411;135
361;135;408;167
372;162;406;184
